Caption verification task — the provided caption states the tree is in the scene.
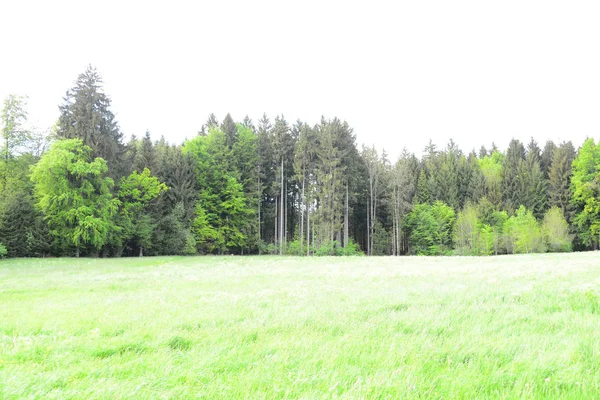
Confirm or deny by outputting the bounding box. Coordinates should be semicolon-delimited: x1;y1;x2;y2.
115;168;167;256
221;113;238;149
503;206;545;254
541;140;556;179
56;65;125;178
389;149;416;255
502;139;526;212
133;130;156;172
1;94;30;160
183;127;254;254
478;151;503;207
543;206;572;252
30;139;119;256
404;201;455;255
454;203;494;256
0;190;50;257
362;145;383;255
415;168;429;204
548;141;576;221
517;140;547;219
570;138;600;249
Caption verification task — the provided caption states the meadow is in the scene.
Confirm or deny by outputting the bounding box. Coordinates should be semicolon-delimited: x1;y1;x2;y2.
1;253;600;398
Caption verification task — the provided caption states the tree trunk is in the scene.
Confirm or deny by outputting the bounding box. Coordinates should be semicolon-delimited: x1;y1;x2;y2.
75;246;80;258
139;246;143;257
344;184;349;247
366;198;370;256
284;173;287;251
274;196;278;254
257;169;261;254
307;208;310;256
300;177;305;255
280;157;284;255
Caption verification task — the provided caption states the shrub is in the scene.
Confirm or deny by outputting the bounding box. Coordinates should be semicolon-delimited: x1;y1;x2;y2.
405;201;455;255
0;242;6;258
503;206;545;254
543;206;573;252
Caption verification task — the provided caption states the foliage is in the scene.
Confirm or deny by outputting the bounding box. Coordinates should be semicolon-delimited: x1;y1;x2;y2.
3;65;600;257
0;242;7;257
454;203;494;256
30;139;119;256
56;65;125;177
184;128;255;254
1;94;30;160
405;201;455;255
503;206;545;254
543;206;573;252
571;138;600;249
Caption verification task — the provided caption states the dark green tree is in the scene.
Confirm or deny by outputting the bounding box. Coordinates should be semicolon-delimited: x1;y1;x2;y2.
502;139;526;212
56;66;125;178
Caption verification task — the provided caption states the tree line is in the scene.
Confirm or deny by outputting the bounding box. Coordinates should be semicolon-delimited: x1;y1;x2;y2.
0;66;598;257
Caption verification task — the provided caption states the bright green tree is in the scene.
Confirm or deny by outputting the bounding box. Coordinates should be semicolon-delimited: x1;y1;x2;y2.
503;206;545;254
571;138;600;249
115;168;167;256
30;139;119;256
183;127;254;254
543;206;572;252
405;201;455;255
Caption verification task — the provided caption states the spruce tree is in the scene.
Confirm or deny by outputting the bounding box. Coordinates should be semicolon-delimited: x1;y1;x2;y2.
548;141;576;221
502;139;526;212
57;65;125;178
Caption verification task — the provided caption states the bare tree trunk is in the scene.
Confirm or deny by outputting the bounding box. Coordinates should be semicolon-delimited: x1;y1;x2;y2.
284;175;288;251
312;214;315;256
274;196;278;254
139;246;143;257
366;198;370;256
307;207;310;256
300;177;305;255
257;168;261;254
344;184;349;247
75;246;80;258
280;158;284;255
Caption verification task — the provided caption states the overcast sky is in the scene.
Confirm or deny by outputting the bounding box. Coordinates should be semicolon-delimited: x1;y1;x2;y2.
1;0;599;159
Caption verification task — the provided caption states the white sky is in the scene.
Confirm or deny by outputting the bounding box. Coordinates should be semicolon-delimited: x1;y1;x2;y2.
1;0;599;160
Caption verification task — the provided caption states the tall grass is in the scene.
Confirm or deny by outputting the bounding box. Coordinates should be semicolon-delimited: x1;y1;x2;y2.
1;253;599;398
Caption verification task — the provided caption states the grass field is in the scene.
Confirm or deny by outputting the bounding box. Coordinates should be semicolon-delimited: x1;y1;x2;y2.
1;254;600;398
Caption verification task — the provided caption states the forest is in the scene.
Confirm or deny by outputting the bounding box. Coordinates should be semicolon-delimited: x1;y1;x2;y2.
0;66;598;258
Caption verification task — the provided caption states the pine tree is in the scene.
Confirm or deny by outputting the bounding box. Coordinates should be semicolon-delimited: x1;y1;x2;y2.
57;65;125;178
517;139;547;219
502;139;526;212
548;141;576;221
221;113;238;149
133;130;156;172
540;140;556;179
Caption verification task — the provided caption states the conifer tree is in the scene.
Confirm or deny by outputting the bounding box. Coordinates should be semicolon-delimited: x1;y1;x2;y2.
502;139;526;212
56;66;125;178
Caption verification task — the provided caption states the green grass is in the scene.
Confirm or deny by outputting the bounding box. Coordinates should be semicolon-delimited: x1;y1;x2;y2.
1;253;600;398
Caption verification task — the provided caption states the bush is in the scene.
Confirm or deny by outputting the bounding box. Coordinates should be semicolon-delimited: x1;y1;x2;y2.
341;239;363;256
503;206;545;254
405;201;455;255
0;242;7;258
543;206;573;252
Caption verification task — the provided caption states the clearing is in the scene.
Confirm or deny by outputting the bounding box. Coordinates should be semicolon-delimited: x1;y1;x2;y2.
1;253;600;398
